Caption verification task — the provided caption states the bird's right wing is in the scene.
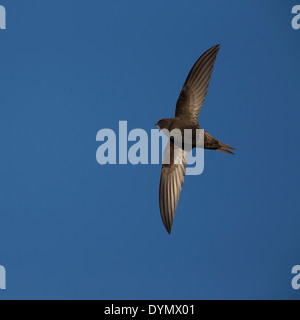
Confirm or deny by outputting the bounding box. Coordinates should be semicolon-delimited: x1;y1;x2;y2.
175;45;220;124
159;139;189;234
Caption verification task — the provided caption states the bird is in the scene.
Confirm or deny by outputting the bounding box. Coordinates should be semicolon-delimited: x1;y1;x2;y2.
155;44;235;234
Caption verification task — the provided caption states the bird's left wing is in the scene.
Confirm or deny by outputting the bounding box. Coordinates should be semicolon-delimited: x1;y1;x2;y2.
159;139;189;234
175;45;220;124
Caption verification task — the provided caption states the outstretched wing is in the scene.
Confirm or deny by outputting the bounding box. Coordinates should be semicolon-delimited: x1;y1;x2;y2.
159;139;189;234
175;45;220;124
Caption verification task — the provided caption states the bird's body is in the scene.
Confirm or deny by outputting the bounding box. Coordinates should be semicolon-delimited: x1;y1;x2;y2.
157;118;234;153
156;44;235;234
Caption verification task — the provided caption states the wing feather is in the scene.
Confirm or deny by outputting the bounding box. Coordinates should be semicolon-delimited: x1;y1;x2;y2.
159;140;189;234
175;45;220;124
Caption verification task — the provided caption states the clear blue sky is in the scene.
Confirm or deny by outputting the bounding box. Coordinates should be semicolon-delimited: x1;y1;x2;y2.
0;0;300;300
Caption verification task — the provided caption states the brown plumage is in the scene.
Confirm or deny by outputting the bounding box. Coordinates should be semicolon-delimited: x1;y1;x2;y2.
156;44;235;234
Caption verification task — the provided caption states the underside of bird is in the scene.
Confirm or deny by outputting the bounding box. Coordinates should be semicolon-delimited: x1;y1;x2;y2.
158;44;236;234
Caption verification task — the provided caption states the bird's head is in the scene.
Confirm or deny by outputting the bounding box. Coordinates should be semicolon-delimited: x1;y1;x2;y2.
155;119;171;131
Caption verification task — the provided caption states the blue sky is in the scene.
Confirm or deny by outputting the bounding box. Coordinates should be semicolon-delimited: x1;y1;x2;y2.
0;0;300;300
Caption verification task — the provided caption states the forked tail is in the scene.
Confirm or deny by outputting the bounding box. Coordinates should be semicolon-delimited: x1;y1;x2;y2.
204;132;236;155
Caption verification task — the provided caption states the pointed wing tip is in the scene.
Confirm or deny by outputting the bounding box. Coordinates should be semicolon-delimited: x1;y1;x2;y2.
211;44;221;56
161;218;173;234
214;44;221;53
165;226;172;235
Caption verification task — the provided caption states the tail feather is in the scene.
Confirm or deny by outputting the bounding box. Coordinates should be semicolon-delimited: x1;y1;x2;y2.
218;141;236;151
217;141;235;154
204;132;236;155
216;148;235;155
